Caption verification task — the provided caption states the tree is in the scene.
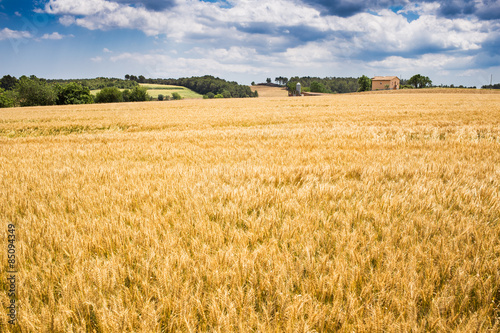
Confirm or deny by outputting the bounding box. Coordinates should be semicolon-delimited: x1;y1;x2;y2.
56;82;93;105
158;94;164;101
408;74;432;88
95;87;123;103
357;75;372;92
128;86;150;102
1;75;19;91
310;81;327;93
171;92;182;100
0;88;15;108
16;76;57;106
266;78;272;84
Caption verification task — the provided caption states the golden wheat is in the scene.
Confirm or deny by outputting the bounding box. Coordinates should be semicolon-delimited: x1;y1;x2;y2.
1;91;499;332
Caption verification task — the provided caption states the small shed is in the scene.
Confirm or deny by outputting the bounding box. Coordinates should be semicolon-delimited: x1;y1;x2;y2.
372;76;400;90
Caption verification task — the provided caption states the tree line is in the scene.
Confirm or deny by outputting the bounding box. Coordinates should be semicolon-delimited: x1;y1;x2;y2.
277;76;360;94
126;75;258;98
0;75;149;108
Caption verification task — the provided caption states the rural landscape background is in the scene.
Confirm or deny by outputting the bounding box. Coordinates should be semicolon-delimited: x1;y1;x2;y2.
1;86;499;331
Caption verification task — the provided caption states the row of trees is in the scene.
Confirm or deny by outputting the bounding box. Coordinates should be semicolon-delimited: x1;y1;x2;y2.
273;74;439;93
94;86;150;103
48;77;138;90
481;83;500;89
126;75;258;98
282;76;360;94
0;75;149;108
357;74;434;92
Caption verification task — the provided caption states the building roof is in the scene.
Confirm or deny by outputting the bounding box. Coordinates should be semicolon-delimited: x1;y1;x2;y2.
372;76;399;81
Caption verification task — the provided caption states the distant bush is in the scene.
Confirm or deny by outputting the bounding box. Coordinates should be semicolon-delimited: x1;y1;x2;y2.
171;92;182;100
158;94;164;101
95;87;123;103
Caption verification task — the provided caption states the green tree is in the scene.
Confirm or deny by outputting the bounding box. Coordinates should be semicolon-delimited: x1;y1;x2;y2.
128;86;150;102
95;87;123;103
310;81;327;93
1;75;18;91
56;82;93;105
357;75;372;92
0;88;15;108
158;94;164;101
408;74;432;88
16;76;56;106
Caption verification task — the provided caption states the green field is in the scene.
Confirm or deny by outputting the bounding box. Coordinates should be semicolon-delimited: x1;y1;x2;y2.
91;84;203;99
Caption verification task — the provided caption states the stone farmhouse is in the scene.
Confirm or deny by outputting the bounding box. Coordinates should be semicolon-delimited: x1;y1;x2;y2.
372;76;400;90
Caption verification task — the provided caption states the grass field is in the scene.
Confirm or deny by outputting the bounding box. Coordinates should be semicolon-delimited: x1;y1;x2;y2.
91;84;202;100
1;91;500;331
138;84;203;99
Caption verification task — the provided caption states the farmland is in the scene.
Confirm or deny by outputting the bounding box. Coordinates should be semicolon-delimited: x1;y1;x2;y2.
1;90;500;331
138;83;203;99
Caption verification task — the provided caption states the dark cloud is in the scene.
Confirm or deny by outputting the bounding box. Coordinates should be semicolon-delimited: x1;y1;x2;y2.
113;0;176;11
437;0;476;17
235;22;279;35
300;0;382;17
301;0;500;20
475;0;500;20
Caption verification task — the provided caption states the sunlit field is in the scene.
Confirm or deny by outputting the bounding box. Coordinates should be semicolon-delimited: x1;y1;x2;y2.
1;90;499;332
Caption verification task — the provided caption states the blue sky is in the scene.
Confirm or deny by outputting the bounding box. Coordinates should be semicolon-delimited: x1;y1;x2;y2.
1;0;499;86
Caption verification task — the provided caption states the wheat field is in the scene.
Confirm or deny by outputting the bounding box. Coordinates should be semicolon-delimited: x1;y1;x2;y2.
1;91;500;332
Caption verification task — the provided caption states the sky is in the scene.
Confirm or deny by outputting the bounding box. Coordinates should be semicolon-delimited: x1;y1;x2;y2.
1;0;499;87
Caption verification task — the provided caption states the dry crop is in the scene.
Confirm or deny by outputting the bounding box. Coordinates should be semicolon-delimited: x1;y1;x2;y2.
1;91;500;332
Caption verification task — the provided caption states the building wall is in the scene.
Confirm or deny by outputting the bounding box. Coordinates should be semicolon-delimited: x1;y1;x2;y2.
372;78;400;90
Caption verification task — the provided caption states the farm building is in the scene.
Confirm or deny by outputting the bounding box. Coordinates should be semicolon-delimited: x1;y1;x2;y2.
372;76;400;90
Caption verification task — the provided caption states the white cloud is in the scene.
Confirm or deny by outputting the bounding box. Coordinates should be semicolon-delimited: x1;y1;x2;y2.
367;54;475;72
44;0;120;16
0;28;32;40
37;0;499;85
103;48;112;53
41;32;73;40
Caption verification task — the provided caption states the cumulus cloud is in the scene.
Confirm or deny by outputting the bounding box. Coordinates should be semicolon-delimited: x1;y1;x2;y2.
41;32;74;39
38;0;500;82
300;0;500;20
0;28;32;40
